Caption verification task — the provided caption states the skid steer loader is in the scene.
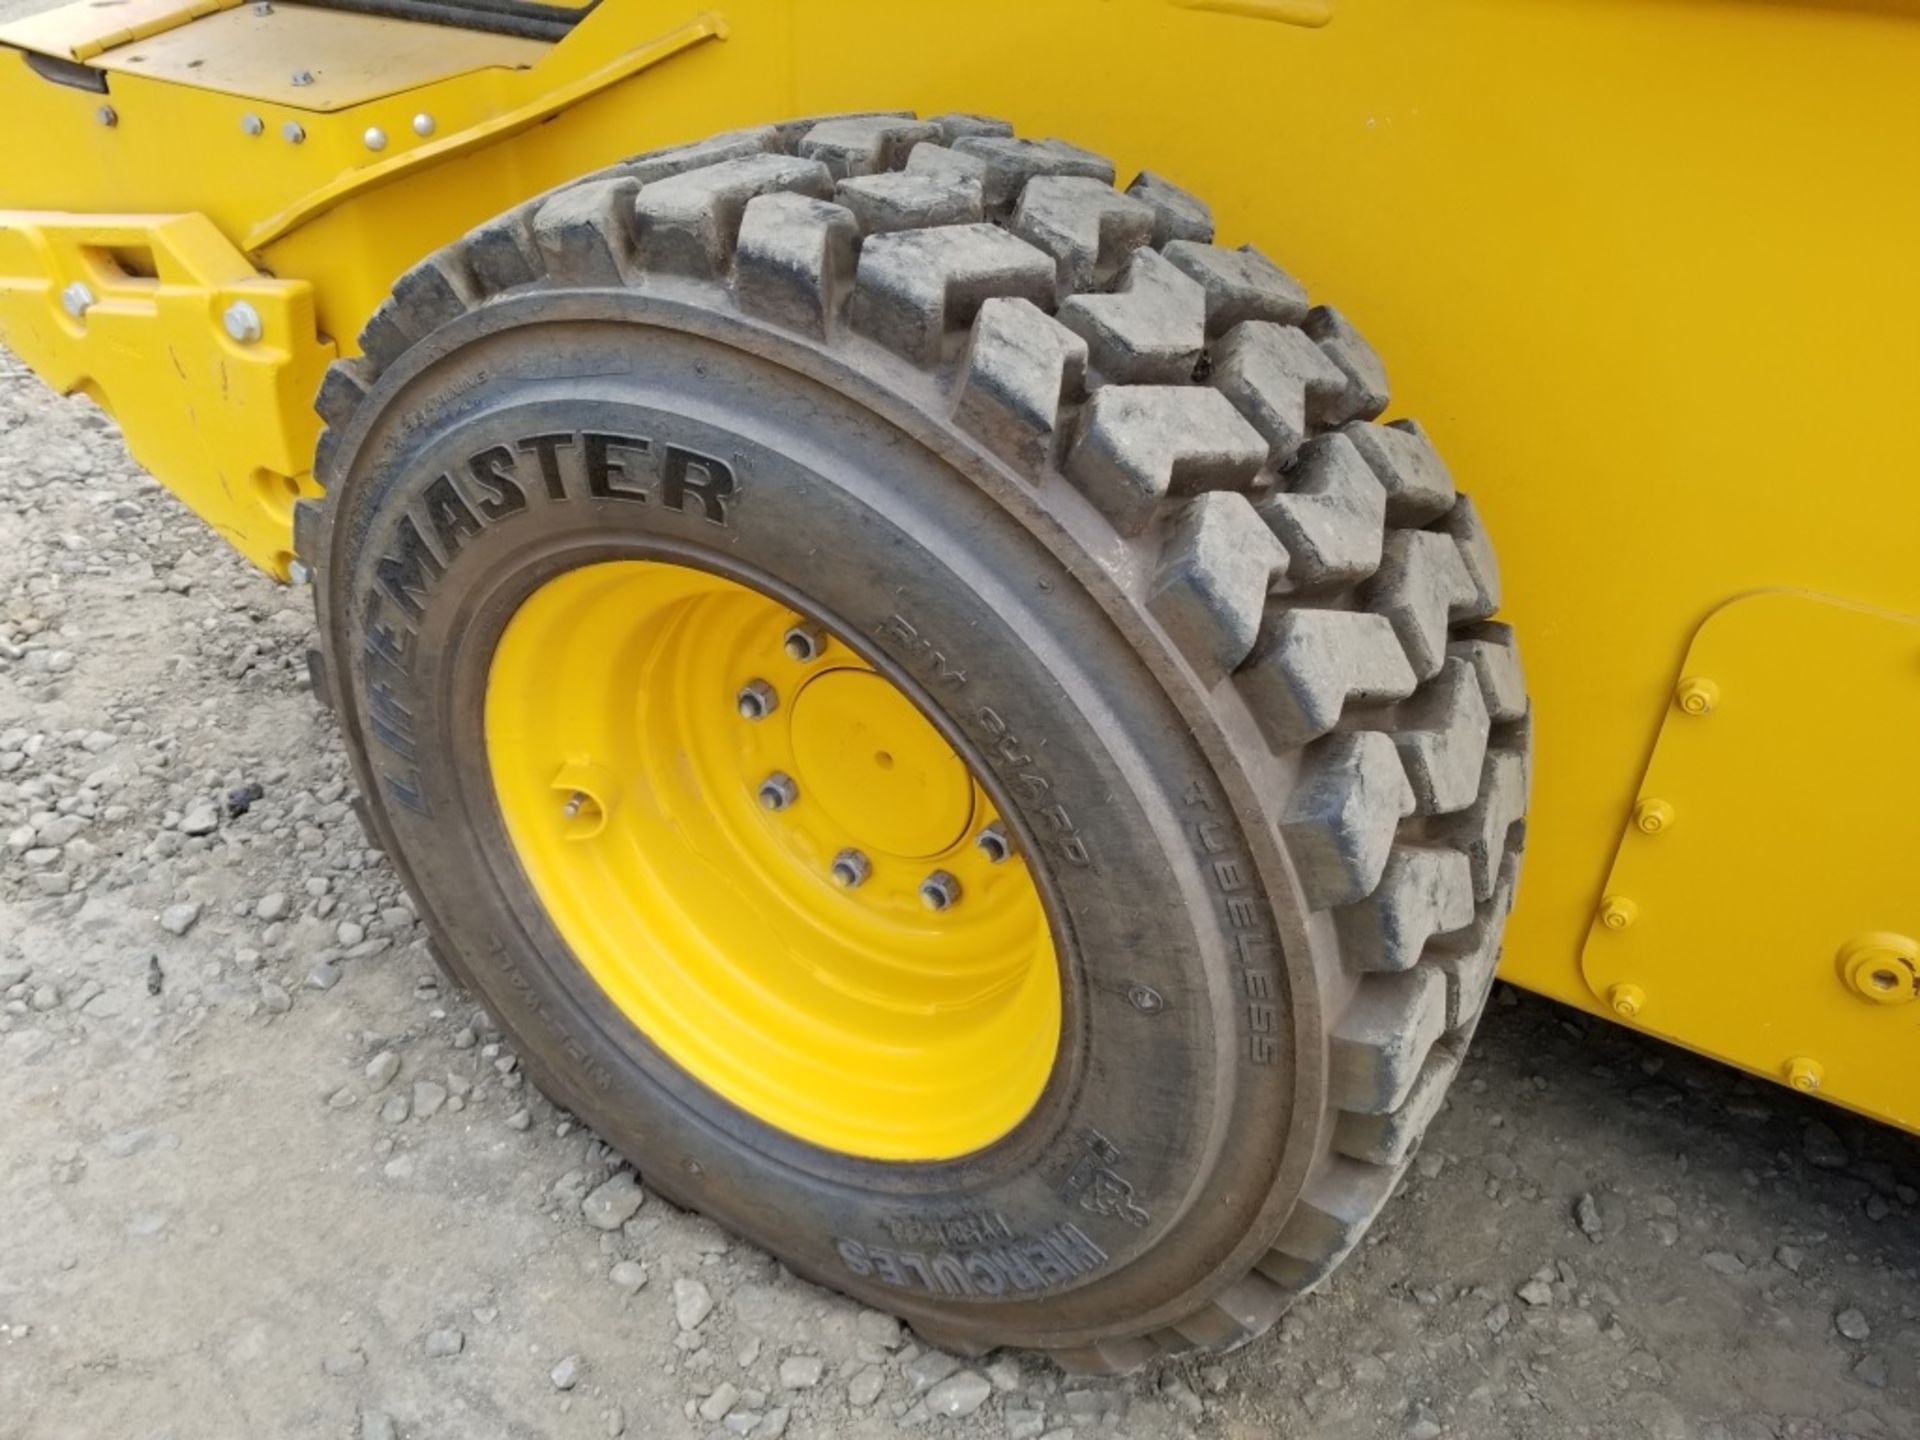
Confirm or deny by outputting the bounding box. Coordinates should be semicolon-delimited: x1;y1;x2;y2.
1;0;1913;1372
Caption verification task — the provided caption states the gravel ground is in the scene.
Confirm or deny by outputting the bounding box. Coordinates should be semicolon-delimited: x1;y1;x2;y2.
1;65;1918;1440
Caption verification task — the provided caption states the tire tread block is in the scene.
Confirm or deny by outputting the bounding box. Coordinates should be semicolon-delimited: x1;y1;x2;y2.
1449;622;1527;724
835;171;984;234
905;142;993;188
953;297;1088;477
1169;1272;1291;1350
462;208;542;298
1333;1038;1464;1166
1213;321;1351;468
1149;492;1289;675
1255;429;1388;584
1064;384;1267;535
358;252;472;371
1432;851;1522;1029
1363;530;1480;682
1058;248;1208;384
1164;241;1309;334
1277;730;1415;910
1126;170;1215;246
1345;419;1457;526
851;223;1056;364
953;134;1117;211
1439;493;1501;619
613;127;782;186
799;115;941;178
1013;174;1157;292
313;356;374;429
1388;656;1493;816
1334;844;1476;975
533;176;641;286
1258;1157;1409;1292
1434;744;1528;901
634;154;835;278
1237;608;1417;751
1330;965;1448;1115
733;192;858;337
930;112;1015;145
1304;305;1390;425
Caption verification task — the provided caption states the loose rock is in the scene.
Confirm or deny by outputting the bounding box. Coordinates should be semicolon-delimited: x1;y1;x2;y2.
583;1170;645;1231
674;1277;714;1331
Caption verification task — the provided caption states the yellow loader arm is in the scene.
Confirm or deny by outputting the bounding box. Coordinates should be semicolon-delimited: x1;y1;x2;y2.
2;0;1918;1137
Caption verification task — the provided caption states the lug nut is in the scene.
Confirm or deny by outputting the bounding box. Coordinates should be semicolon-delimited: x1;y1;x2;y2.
976;822;1013;864
919;870;962;912
562;791;588;820
736;679;779;720
61;282;96;320
783;622;827;663
830;849;871;888
757;772;798;812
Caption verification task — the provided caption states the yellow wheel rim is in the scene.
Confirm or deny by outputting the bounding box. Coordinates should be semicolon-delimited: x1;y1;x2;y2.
484;560;1062;1160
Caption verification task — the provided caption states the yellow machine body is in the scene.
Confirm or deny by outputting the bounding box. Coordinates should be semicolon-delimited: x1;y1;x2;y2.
1;0;1916;1133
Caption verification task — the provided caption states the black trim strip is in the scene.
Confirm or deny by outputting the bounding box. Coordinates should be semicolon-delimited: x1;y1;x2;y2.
298;0;593;43
22;50;111;94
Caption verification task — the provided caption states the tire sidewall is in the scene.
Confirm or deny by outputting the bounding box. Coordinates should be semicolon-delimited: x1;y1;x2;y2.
321;302;1302;1343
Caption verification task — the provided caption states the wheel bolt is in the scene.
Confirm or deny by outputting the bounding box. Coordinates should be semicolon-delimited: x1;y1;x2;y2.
919;870;962;912
976;822;1013;864
830;849;871;888
757;772;798;812
737;679;779;720
562;791;587;820
783;622;827;664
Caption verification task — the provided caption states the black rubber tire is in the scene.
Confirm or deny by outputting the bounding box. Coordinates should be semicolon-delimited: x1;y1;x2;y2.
298;113;1529;1373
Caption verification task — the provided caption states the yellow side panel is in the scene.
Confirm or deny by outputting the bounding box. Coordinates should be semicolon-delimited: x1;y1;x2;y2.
1581;591;1920;1131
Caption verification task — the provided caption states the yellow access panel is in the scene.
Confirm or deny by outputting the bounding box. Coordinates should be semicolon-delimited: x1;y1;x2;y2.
0;0;1915;1130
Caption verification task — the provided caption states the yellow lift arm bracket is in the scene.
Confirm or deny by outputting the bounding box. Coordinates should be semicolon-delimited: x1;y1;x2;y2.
0;212;334;575
243;10;728;249
1581;590;1920;1132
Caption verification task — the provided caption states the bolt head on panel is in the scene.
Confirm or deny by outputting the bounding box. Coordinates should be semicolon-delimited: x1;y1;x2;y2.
223;301;264;345
1608;983;1645;1018
1675;676;1719;715
1599;895;1638;931
1633;798;1674;835
1786;1056;1824;1092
